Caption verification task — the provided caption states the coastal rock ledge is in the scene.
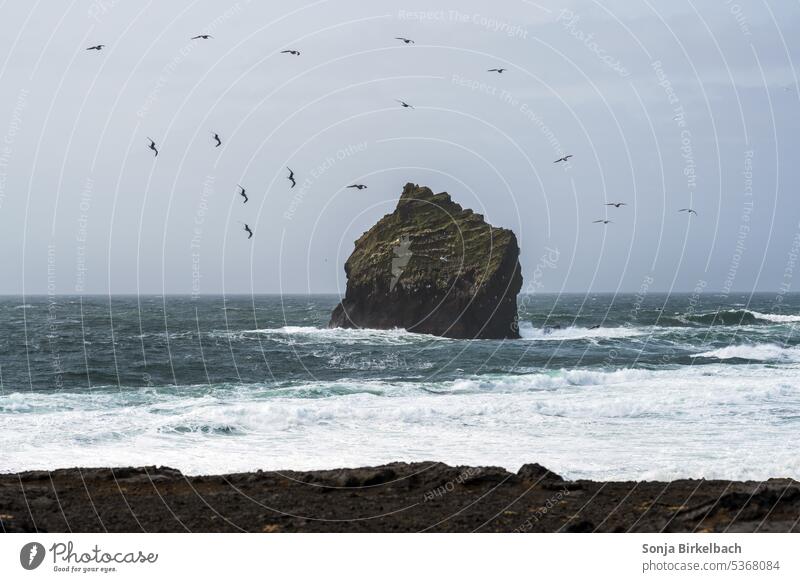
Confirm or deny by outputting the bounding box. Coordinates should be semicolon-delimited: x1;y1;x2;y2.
329;183;523;339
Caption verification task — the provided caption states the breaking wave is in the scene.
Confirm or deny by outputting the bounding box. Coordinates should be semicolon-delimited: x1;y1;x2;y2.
518;322;646;341
693;343;800;362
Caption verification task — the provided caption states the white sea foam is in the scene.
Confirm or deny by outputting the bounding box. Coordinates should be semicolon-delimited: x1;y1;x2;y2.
742;310;800;323
324;351;435;371
218;326;441;345
693;344;800;362
219;323;650;345
518;322;647;341
2;364;799;481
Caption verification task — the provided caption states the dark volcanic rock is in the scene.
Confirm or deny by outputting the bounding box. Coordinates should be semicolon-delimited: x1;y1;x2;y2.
3;463;797;533
330;183;523;339
517;463;564;483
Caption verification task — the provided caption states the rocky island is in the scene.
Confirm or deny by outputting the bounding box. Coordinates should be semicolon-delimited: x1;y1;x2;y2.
330;183;523;339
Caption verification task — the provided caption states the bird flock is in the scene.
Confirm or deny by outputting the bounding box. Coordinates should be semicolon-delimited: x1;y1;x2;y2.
86;33;697;239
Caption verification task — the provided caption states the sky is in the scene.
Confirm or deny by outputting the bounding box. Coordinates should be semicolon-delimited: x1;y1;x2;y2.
0;0;798;296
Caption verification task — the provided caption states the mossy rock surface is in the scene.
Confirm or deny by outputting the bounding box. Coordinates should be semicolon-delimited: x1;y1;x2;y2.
329;183;523;339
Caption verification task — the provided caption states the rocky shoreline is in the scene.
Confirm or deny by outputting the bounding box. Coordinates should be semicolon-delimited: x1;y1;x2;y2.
2;462;798;532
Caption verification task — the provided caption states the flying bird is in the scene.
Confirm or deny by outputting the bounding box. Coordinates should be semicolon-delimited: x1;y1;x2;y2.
347;184;367;190
593;219;613;224
605;202;627;208
243;224;253;239
554;155;573;163
146;137;158;157
191;35;213;40
679;208;698;216
488;68;507;73
396;99;414;109
287;167;296;188
281;50;300;55
86;45;105;51
212;132;222;148
395;37;415;44
238;185;248;204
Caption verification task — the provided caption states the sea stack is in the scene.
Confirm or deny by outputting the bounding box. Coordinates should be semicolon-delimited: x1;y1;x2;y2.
329;183;523;339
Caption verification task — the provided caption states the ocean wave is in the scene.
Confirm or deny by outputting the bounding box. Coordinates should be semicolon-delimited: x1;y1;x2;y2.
3;364;779;406
679;310;758;326
518;322;646;341
135;330;195;341
742;310;800;323
323;351;435;371
216;325;443;345
2;363;799;478
440;367;654;394
693;343;800;362
672;309;800;326
159;422;241;435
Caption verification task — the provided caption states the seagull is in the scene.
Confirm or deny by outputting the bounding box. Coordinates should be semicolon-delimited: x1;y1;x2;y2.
238;185;248;204
212;132;222;148
243;224;253;239
146;138;158;157
191;35;212;40
605;202;627;208
347;184;367;190
593;219;613;224
395;37;415;44
488;68;507;73
554;155;573;163
679;208;698;216
396;99;414;109
287;167;296;188
86;45;105;51
281;50;300;56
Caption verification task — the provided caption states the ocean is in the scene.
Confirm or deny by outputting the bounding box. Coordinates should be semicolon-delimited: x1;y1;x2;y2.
1;293;798;481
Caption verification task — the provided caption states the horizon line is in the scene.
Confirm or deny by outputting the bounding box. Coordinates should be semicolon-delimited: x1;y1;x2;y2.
0;290;796;297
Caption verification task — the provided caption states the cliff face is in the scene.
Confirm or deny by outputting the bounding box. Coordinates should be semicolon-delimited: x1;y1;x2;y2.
329;183;523;339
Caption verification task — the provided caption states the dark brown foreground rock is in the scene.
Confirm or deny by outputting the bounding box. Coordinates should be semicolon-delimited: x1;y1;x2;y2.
1;463;798;533
329;183;523;339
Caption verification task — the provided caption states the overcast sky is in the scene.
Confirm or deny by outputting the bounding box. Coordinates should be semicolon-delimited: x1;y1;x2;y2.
0;0;798;295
